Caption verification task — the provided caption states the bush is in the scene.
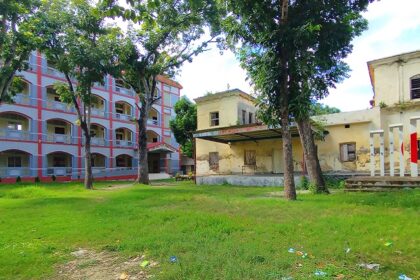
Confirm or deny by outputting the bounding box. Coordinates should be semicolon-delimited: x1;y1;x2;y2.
298;176;309;190
16;176;21;183
51;175;56;182
34;176;40;183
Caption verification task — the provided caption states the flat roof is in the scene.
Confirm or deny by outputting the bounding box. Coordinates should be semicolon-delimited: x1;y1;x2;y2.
194;88;256;104
193;123;299;143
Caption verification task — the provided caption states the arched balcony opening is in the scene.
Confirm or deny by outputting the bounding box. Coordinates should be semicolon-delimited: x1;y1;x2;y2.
0;149;32;177
91;153;107;174
146;130;160;143
147;108;160;126
115;154;133;168
46;119;72;144
45;86;72;112
47;152;72;176
115;127;134;147
0;112;32;141
114;101;133;121
13;79;32;105
90;124;106;146
114;79;134;96
90;95;106;117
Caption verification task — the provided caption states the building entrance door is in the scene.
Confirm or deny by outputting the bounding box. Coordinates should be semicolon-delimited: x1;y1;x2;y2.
272;149;283;173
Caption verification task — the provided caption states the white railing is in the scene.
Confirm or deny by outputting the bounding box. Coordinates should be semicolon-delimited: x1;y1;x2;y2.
91;107;106;117
91;137;106;146
45;66;66;78
13;93;35;106
0;167;31;177
0;129;33;141
45;100;74;112
47;167;72;176
115;139;134;147
115;86;135;97
46;134;72;144
114;113;132;121
147;119;159;126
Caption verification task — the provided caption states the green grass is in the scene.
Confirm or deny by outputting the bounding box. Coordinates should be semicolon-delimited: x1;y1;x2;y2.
0;181;419;279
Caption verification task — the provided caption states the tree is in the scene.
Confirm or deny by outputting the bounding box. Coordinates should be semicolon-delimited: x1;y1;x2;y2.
117;0;222;185
38;0;122;189
0;0;41;103
224;0;373;198
311;103;341;116
170;97;197;158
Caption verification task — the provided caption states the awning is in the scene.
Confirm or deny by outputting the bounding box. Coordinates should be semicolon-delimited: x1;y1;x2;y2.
147;142;177;153
193;123;299;144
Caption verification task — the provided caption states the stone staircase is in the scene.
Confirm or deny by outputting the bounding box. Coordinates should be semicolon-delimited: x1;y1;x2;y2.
345;176;420;192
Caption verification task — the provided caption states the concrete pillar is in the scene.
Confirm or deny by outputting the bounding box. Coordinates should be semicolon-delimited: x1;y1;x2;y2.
389;126;395;176
370;130;384;177
409;117;420;177
389;124;404;177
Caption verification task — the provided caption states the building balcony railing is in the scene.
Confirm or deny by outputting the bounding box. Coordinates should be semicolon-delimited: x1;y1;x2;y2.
91;108;106;117
0;167;32;177
0;129;34;141
45;134;73;144
13;94;37;106
45;100;74;112
114;139;134;147
147;119;159;126
90;137;106;146
115;86;135;97
47;167;72;176
114;113;133;121
44;66;67;78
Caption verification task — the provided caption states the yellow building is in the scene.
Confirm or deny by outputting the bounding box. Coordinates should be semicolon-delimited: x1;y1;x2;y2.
193;50;420;185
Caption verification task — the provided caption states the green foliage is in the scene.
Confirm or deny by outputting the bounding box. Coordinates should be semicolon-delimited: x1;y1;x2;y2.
310;103;341;116
169;97;197;157
16;176;21;183
0;0;42;102
0;181;418;279
35;176;41;183
379;101;388;109
51;175;56;182
297;176;309;190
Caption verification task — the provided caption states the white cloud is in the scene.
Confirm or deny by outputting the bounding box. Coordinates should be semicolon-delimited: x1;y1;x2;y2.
177;0;420;111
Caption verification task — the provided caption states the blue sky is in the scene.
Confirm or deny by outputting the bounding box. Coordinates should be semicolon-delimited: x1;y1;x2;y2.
177;0;420;112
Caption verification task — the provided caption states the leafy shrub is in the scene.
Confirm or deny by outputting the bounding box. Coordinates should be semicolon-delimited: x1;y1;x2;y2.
298;176;309;190
34;176;40;183
51;175;56;182
16;176;21;183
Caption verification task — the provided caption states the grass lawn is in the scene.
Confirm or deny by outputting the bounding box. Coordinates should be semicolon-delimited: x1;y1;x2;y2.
0;181;419;279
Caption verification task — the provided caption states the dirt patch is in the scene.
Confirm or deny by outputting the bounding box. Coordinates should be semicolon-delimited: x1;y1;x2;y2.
150;182;178;186
55;248;156;280
100;184;134;191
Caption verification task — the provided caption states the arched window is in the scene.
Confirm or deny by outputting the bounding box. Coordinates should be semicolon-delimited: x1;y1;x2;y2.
411;75;420;99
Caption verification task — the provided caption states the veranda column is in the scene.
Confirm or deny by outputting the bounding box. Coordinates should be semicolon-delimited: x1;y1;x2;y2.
370;130;384;177
409;117;420;177
389;124;404;177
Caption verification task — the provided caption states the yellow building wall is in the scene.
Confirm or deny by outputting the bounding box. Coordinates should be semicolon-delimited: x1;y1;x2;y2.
197;94;255;130
196;138;304;175
373;55;420;106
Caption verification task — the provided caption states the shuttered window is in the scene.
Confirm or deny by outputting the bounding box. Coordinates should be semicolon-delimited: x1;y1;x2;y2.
244;150;257;165
210;112;219;126
411;76;420;99
340;143;356;162
209;152;219;171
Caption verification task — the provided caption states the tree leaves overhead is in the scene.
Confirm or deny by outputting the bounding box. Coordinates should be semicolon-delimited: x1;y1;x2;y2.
170;97;197;157
0;0;42;102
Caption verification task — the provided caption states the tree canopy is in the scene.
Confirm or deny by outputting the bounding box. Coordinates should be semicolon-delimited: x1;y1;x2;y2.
170;97;197;158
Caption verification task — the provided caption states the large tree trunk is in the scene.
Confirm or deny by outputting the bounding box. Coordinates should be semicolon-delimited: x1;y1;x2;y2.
81;124;93;190
281;111;297;200
136;107;149;184
296;118;328;193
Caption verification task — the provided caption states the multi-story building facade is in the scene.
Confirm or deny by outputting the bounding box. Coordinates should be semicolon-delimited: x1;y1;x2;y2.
193;50;420;185
0;51;181;182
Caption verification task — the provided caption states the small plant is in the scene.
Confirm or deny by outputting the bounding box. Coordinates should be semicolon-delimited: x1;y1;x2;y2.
298;176;309;190
51;175;56;182
308;182;318;194
379;101;387;108
34;176;40;183
16;176;21;183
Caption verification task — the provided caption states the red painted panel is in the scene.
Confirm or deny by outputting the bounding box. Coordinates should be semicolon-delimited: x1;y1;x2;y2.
410;133;418;163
